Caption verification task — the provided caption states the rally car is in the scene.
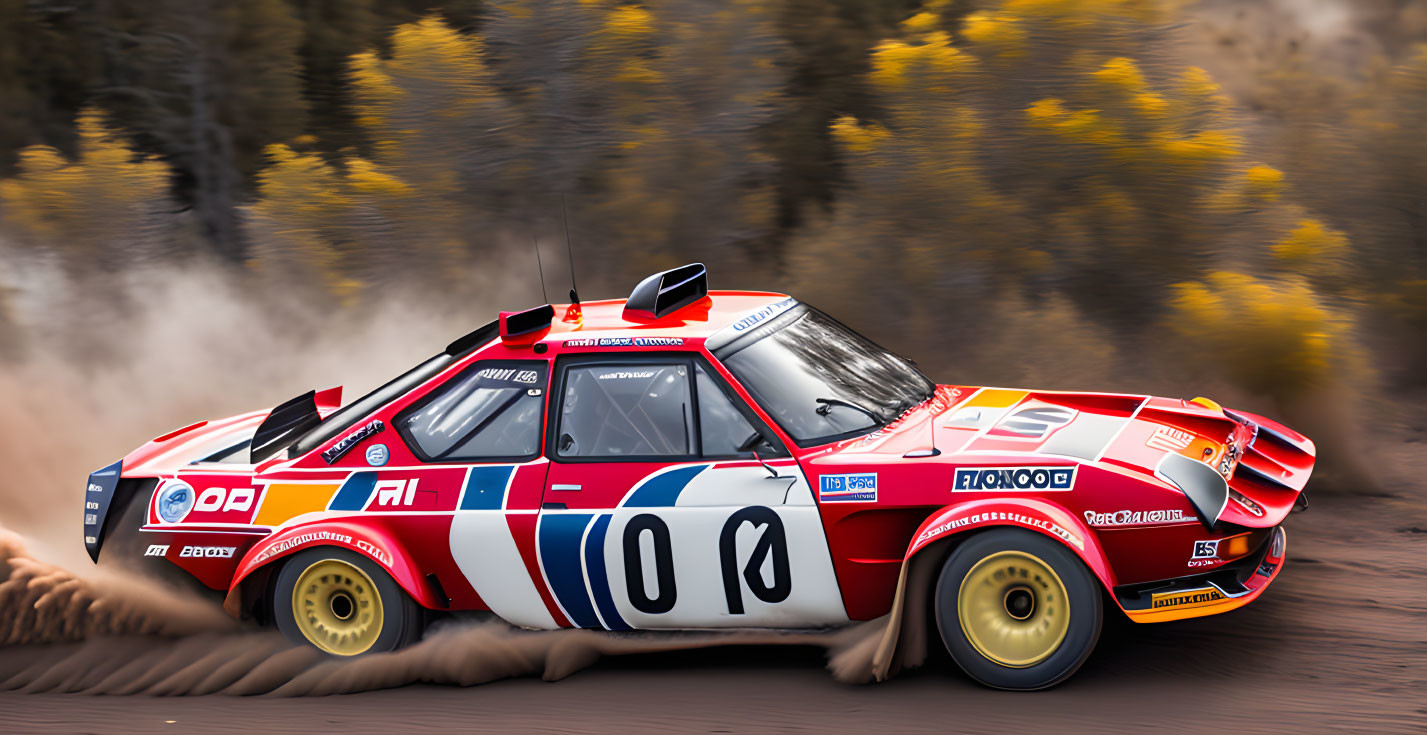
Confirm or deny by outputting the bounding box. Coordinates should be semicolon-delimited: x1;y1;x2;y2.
82;264;1313;690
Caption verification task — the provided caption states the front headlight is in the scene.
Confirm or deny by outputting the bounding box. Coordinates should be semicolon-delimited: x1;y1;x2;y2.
156;481;194;523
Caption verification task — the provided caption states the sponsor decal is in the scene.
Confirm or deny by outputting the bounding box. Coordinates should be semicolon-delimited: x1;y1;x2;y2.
322;419;385;464
1192;539;1219;559
365;443;390;467
1187;559;1217;568
84;513;97;525
476;368;541;384
155;481;195;523
598;370;658;380
953;466;1076;492
354;539;393;566
916;510;1084;551
1147;426;1194;452
988;405;1076;439
179;545;235;559
144;544;169;557
252;530;355;564
1083;508;1191;527
818;473;877;502
374;478;420;507
564;337;685;348
84;535;97;545
1151;587;1225;610
194;486;256;513
85;500;99;510
87;483;103;494
730;297;797;333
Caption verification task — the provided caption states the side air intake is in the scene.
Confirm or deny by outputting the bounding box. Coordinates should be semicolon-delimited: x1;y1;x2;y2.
622;263;708;321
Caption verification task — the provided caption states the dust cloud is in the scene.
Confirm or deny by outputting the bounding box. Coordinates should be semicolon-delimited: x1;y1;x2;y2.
0;529;884;695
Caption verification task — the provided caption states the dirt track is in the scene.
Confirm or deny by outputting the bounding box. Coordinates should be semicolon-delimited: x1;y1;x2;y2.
2;482;1424;734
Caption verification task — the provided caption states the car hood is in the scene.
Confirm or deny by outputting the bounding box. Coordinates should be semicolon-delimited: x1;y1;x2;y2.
830;384;1315;526
119;387;344;476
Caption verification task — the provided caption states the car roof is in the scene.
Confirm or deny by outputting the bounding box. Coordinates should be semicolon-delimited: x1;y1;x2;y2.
533;290;793;342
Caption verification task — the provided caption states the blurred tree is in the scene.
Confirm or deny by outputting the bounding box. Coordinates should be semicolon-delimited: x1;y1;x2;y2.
0;0;97;175
796;0;1296;334
1170;271;1357;406
765;0;920;235
0;110;174;274
88;0;307;261
250;14;510;296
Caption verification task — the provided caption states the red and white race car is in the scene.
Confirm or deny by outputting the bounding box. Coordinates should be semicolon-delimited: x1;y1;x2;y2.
82;264;1313;689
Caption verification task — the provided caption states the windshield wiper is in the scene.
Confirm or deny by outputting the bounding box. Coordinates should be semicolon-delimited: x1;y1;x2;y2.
815;397;884;425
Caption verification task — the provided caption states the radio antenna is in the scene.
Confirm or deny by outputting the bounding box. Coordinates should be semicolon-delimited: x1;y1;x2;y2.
531;232;550;304
561;195;580;305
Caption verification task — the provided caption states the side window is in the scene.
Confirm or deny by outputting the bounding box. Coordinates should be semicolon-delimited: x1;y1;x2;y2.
695;363;760;457
397;361;547;461
557;362;693;458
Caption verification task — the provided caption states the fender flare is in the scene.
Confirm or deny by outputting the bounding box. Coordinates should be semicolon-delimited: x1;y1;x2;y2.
869;497;1113;681
222;520;438;618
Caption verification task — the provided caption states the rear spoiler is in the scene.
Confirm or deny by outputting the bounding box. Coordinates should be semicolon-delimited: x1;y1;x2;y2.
249;387;341;464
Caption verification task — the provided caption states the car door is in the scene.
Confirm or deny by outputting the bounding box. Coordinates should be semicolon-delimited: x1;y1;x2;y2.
390;358;560;628
539;352;848;630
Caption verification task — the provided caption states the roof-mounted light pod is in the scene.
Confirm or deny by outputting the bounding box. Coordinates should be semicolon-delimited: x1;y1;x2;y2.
622;263;708;321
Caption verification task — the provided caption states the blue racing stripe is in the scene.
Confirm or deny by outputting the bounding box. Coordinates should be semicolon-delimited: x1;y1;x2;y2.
539;514;601;628
328;472;378;511
583;514;629;631
460;465;515;510
623;464;708;508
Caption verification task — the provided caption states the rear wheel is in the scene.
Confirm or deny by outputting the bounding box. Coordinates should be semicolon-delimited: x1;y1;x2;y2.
934;528;1101;690
273;547;423;656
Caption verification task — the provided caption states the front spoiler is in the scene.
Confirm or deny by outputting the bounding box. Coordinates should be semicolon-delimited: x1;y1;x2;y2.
1116;526;1287;623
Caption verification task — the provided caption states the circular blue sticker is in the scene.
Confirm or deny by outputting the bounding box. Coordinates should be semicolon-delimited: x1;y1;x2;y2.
365;443;389;466
156;481;194;523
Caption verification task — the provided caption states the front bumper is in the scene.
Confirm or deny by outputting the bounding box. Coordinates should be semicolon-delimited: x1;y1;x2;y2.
1116;525;1287;623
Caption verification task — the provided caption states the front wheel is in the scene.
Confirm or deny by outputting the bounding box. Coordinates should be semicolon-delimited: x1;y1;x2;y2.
934;528;1102;690
273;547;423;656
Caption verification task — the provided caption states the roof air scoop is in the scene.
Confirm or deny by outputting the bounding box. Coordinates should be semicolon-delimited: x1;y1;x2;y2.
622;263;708;321
499;304;555;345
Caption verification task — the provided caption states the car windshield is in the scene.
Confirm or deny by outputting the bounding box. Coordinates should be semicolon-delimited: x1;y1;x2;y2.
717;306;934;445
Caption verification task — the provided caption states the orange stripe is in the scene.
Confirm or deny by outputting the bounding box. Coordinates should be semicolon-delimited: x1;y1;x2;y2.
253;483;338;527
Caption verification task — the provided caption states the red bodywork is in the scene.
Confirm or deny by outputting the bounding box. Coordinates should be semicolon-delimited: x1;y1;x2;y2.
95;290;1313;630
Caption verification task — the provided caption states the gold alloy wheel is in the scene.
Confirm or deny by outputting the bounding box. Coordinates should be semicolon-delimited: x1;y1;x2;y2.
957;550;1071;668
291;558;384;656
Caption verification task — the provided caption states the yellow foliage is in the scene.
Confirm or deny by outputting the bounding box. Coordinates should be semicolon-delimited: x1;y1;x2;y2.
1093;57;1146;92
1170;272;1352;397
1160;130;1240;162
0;110;170;256
901;11;940;34
1026;99;1124;147
831;116;890;154
604;5;655;38
1244;164;1284;201
1177;66;1223;101
1274;219;1348;272
869;33;972;92
962;11;1026;57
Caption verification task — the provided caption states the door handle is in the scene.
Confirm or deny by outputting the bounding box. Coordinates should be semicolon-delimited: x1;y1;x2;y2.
542;502;567;510
550;484;582;492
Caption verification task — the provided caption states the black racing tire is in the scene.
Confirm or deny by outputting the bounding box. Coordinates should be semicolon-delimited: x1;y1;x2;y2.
934;528;1102;690
272;547;423;656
